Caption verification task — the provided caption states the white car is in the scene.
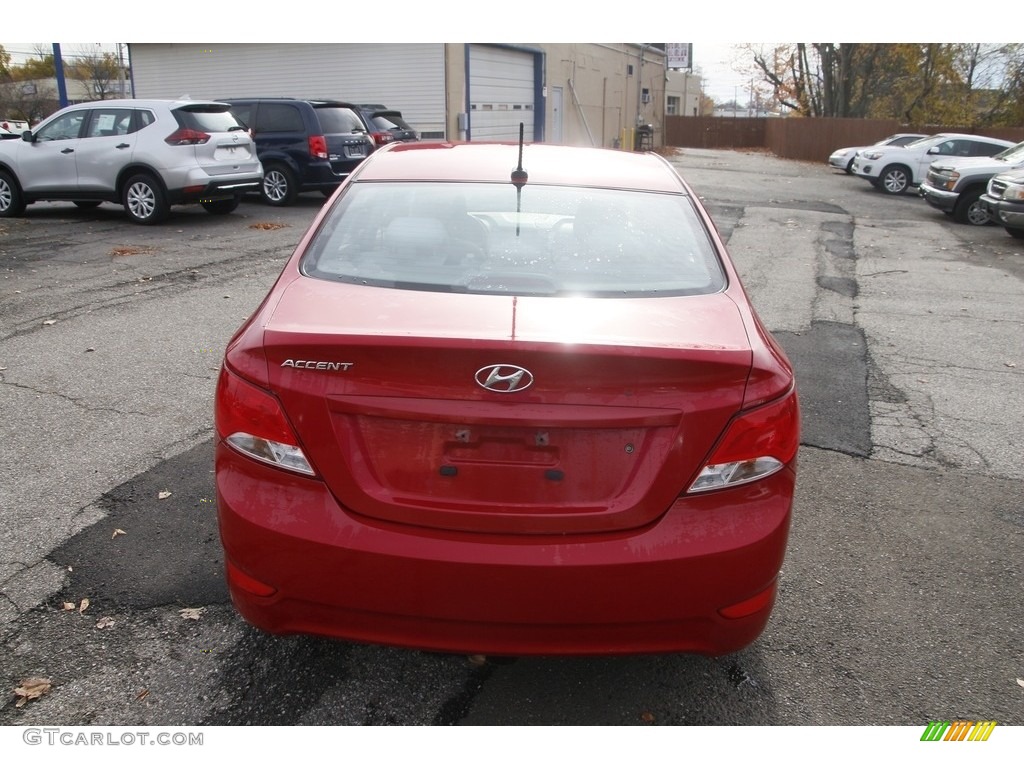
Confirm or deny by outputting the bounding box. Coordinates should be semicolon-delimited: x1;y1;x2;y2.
0;99;263;224
0;118;30;139
828;133;927;174
851;133;1016;195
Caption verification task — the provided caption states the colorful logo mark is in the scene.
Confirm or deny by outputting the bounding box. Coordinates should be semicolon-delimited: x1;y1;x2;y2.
921;721;997;742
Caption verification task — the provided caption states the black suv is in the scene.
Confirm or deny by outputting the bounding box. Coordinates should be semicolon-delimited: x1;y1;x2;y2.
357;104;419;146
219;98;374;205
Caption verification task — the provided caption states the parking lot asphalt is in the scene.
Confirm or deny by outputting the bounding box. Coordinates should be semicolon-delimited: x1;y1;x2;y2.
0;150;1021;731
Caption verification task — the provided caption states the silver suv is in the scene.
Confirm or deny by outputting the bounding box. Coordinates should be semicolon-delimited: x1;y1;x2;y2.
0;99;263;224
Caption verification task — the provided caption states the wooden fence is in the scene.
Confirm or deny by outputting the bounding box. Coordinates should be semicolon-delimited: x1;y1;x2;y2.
664;116;1024;163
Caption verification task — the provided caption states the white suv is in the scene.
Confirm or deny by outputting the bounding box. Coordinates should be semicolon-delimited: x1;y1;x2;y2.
851;132;1015;195
0;99;263;224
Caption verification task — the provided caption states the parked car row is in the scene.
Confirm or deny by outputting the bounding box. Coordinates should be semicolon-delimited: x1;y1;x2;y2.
850;133;1015;195
0;97;421;223
827;133;927;174
829;132;1024;240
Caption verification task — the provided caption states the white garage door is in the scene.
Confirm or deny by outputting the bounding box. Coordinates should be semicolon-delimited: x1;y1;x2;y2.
128;43;448;139
468;45;536;141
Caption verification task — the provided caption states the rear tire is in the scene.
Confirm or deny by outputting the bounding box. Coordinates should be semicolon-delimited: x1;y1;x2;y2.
260;164;298;206
953;188;990;226
0;170;26;217
123;173;169;224
202;196;241;215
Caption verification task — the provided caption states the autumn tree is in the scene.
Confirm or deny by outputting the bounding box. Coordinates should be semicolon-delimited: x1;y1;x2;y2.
743;43;1024;128
9;49;56;80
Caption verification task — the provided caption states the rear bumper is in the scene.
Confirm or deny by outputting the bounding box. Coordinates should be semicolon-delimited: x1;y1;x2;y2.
169;176;262;204
298;159;364;191
216;441;795;656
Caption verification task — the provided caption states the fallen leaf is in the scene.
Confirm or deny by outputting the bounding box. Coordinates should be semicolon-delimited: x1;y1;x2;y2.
85;347;95;353
179;607;204;621
110;246;154;257
467;654;487;667
95;616;115;630
641;711;656;723
78;598;90;614
14;678;51;707
62;602;75;611
1006;362;1017;368
136;689;150;701
158;491;172;500
42;319;56;326
112;528;127;539
1017;678;1024;688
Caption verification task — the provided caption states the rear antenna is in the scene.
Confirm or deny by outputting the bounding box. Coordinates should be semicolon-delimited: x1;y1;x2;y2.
511;123;528;235
511;122;528;187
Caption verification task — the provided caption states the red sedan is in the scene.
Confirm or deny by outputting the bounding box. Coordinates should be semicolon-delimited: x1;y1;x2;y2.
215;141;799;656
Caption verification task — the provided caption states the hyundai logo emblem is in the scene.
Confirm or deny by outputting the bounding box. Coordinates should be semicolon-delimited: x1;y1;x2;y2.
475;364;534;393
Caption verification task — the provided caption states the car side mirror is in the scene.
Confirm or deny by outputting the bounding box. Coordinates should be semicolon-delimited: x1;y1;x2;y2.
927;147;940;154
21;130;35;143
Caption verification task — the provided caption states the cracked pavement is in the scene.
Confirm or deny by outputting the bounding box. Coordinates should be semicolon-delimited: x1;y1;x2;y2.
1;152;1021;728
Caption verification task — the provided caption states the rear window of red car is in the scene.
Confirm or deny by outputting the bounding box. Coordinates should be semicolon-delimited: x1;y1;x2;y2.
301;182;726;298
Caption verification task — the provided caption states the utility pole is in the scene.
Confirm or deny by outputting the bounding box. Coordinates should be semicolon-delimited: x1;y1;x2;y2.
117;43;127;98
52;44;69;108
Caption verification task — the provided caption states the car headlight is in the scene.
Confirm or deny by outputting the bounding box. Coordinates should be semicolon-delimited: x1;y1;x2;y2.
1004;183;1024;201
861;150;884;160
943;172;960;191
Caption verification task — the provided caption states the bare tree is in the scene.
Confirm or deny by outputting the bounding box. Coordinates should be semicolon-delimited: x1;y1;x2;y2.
66;47;124;100
0;80;58;124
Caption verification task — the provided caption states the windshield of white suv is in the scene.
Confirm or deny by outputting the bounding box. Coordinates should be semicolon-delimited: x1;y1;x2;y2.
995;142;1024;163
302;182;726;297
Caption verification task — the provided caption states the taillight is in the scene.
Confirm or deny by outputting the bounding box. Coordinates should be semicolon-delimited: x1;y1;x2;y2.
371;132;394;146
308;135;328;159
164;128;210;145
215;367;315;476
688;388;799;493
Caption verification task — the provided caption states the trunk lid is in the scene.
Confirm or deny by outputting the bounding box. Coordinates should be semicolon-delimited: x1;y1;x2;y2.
264;279;753;535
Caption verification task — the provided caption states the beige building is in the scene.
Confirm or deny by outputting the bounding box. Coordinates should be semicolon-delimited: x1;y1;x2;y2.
127;43;668;149
665;69;703;118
